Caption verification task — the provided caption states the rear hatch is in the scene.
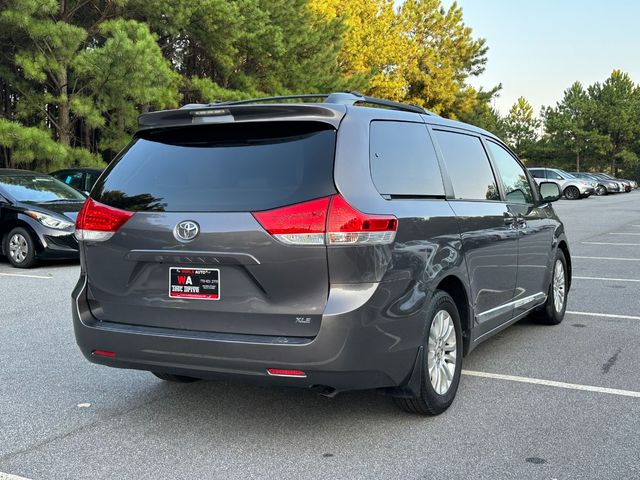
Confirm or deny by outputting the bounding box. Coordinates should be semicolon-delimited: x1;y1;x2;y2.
81;120;338;337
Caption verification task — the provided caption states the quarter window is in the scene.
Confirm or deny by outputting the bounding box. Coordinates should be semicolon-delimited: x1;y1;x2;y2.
432;130;499;201
486;140;534;204
369;121;445;196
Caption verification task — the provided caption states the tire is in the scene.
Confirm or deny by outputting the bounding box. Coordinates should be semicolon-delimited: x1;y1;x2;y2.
152;372;201;383
4;227;37;268
564;186;580;200
532;249;568;325
595;185;607;196
394;291;463;415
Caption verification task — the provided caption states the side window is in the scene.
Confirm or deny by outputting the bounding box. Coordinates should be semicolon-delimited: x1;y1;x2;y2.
486;140;534;204
432;130;499;201
369;121;445;196
529;169;543;179
551;171;563;180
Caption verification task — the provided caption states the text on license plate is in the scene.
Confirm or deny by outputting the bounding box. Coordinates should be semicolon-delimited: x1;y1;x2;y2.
169;267;220;300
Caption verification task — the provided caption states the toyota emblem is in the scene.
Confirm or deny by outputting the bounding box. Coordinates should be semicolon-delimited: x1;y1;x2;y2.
174;220;200;242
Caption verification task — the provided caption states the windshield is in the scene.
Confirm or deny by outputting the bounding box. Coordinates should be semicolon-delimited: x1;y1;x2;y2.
557;169;575;179
0;175;86;202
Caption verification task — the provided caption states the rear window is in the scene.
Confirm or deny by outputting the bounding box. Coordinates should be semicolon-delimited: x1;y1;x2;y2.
92;122;337;212
369;121;445;196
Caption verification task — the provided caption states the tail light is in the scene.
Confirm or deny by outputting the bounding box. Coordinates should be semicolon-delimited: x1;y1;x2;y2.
252;194;397;246
75;198;134;242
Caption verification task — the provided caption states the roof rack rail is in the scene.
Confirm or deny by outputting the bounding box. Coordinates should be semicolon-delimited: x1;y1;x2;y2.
213;94;330;106
326;92;429;115
207;91;432;115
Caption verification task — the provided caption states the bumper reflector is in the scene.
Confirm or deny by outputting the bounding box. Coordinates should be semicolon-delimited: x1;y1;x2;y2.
267;368;307;378
92;349;116;358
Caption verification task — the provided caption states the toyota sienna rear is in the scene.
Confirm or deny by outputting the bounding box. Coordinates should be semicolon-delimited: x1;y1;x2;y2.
73;93;571;415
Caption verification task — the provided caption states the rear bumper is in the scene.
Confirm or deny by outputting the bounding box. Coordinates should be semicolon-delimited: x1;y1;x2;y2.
72;275;422;393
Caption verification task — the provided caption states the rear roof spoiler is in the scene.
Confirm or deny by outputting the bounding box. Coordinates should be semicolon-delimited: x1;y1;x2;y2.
138;91;434;130
138;104;346;130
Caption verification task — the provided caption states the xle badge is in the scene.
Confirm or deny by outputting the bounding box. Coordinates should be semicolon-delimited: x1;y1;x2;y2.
296;317;311;324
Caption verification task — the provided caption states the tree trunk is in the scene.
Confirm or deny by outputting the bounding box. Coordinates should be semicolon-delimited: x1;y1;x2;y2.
1;147;10;168
611;155;616;176
576;150;580;172
58;69;71;146
82;120;91;150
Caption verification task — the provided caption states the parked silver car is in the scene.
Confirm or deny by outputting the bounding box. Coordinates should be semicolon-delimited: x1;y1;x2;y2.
528;168;595;200
570;172;621;195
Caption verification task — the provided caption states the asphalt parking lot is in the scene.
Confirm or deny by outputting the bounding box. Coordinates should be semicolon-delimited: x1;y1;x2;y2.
1;192;640;480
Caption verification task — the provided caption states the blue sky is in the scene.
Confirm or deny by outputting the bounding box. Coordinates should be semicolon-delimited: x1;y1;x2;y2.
440;0;640;116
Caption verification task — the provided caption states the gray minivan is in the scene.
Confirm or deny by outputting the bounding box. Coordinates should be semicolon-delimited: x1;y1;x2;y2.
72;93;571;415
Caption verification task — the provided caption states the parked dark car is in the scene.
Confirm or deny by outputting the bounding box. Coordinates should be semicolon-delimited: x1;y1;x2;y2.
72;93;571;415
592;172;634;192
50;167;103;194
570;172;621;195
0;169;85;268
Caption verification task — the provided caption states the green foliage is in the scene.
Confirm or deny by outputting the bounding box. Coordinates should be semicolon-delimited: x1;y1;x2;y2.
0;118;102;171
503;97;540;160
1;0;362;168
309;0;491;118
542;71;640;177
456;85;506;139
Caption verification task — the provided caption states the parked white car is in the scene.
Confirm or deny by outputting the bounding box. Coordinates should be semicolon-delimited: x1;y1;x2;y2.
528;167;596;200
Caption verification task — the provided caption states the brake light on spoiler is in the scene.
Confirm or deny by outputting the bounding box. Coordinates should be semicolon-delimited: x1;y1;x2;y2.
252;194;397;246
75;198;134;242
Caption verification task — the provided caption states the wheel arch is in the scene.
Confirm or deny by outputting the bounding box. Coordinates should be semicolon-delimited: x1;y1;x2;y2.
435;274;472;356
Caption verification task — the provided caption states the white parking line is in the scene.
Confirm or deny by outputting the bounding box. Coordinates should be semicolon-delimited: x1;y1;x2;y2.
573;256;640;261
0;472;32;480
566;311;640;321
573;276;640;283
582;242;640;246
0;272;51;279
462;370;640;398
609;232;640;236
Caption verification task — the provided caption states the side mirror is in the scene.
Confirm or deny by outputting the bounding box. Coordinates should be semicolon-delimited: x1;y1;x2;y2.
539;182;561;202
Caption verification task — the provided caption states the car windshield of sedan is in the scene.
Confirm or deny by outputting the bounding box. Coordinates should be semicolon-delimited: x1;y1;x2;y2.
557;169;576;179
0;175;86;202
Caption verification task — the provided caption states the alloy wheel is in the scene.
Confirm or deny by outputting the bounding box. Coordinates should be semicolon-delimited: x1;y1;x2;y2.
565;186;579;200
9;233;29;264
427;310;457;395
553;259;566;313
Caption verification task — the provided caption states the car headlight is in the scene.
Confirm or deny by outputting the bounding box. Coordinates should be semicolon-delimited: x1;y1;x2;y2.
26;211;74;230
